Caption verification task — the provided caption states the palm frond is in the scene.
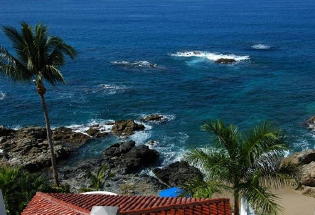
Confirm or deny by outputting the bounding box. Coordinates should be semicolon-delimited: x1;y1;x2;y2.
242;122;287;167
202;120;240;159
0;47;32;81
241;182;281;215
185;148;232;181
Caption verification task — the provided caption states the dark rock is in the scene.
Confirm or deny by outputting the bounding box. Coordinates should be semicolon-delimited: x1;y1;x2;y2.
103;141;135;157
53;127;90;149
0;126;15;137
142;114;164;122
86;127;109;138
0;126;91;172
123;145;160;173
103;141;159;174
215;58;236;64
111;120;145;136
153;161;203;187
86;127;99;136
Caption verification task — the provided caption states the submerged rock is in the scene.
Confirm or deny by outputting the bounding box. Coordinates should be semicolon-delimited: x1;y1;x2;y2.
215;58;236;64
153;161;203;187
111;120;145;136
305;116;315;130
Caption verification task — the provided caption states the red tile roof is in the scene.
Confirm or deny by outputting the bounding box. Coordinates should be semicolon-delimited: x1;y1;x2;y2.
21;192;231;215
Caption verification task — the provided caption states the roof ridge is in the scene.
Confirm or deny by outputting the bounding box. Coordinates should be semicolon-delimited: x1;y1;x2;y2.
38;192;90;215
122;198;230;214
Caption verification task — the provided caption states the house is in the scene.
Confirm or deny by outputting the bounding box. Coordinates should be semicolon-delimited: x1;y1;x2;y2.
21;192;231;215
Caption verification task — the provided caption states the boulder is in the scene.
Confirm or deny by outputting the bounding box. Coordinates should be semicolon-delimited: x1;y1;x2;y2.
142;114;164;122
111;120;145;136
103;141;135;157
215;58;236;64
86;127;108;138
300;162;315;187
103;142;159;174
123;145;160;173
53;127;90;149
281;149;315;167
153;161;203;187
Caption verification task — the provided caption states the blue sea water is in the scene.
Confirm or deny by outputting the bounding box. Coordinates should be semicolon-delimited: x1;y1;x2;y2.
1;0;315;163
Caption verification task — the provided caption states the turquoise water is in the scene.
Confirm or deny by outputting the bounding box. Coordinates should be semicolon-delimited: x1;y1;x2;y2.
1;0;315;163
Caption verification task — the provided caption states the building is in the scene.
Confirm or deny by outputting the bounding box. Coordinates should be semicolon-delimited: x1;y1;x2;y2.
21;192;231;215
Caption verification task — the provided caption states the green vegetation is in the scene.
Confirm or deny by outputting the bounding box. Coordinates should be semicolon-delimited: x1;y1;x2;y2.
186;120;292;215
81;165;113;192
0;166;69;215
0;23;76;186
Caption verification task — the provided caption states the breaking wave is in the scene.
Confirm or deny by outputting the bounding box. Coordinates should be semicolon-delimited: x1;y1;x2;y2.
171;51;250;62
0;92;6;100
111;60;158;69
251;44;271;50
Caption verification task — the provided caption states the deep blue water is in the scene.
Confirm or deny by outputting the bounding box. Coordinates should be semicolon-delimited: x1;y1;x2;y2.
1;0;315;163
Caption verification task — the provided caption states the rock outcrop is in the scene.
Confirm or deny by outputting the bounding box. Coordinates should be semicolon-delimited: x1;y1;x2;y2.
215;58;236;64
103;141;160;174
0;126;91;171
111;120;145;136
153;161;203;187
142;114;164;122
281;150;315;188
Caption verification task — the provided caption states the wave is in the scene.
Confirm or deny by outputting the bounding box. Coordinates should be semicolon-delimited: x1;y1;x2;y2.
251;44;271;50
97;84;128;95
111;60;158;69
65;119;115;135
171;51;250;62
0;92;6;100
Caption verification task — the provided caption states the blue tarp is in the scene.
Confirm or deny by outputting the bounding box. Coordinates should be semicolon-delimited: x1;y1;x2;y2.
158;187;185;197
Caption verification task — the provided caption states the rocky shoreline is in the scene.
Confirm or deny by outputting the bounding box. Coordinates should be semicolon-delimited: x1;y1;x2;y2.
1;116;315;196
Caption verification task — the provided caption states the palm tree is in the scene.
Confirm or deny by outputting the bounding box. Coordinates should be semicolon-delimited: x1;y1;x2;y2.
0;23;76;186
186;120;291;215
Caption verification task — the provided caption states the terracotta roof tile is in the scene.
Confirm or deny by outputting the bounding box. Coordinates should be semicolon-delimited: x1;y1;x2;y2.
21;192;231;215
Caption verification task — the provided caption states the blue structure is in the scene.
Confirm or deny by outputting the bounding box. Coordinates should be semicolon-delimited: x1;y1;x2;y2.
158;187;186;197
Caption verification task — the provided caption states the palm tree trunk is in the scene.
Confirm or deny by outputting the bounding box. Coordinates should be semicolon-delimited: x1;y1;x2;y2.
39;93;59;186
234;190;240;215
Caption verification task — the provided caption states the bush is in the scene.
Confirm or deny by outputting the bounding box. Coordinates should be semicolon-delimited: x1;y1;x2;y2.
0;166;68;215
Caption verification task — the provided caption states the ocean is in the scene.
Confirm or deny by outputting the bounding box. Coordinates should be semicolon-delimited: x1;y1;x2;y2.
1;0;315;164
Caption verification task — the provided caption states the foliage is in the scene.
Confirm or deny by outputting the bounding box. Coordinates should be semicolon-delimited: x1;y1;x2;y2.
0;22;76;186
185;120;292;215
0;22;76;84
0;166;69;215
80;165;113;192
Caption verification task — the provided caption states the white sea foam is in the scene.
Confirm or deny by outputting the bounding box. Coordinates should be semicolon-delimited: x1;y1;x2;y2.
251;44;271;50
65;119;115;135
171;51;250;62
0;92;6;100
97;84;127;95
111;60;158;68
